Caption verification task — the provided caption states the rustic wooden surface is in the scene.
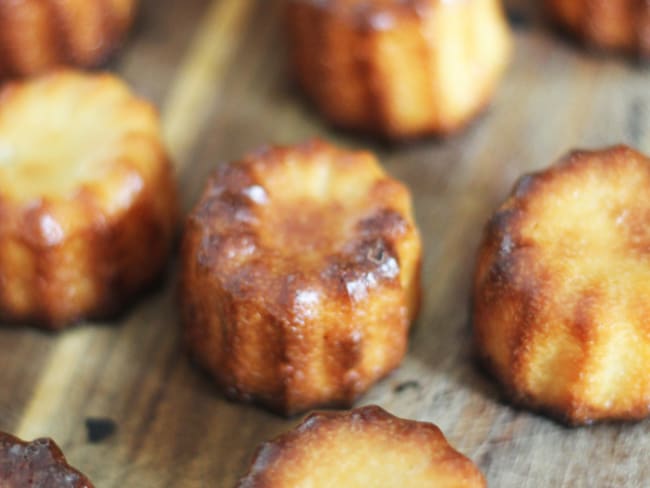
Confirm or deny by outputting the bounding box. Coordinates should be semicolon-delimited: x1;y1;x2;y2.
2;0;650;486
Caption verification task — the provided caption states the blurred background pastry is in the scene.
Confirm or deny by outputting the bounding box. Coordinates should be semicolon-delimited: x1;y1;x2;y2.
545;0;650;57
0;0;137;78
286;0;512;139
0;70;177;329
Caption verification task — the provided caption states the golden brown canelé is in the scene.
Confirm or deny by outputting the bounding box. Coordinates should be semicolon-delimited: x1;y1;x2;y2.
546;0;650;56
474;145;650;425
286;0;512;139
181;139;421;415
0;70;177;329
0;432;94;487
0;0;137;79
237;405;486;488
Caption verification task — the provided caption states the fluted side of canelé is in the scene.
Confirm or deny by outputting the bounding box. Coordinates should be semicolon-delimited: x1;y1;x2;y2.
286;0;512;139
0;160;177;329
474;146;650;425
0;0;136;78
237;406;486;488
0;72;178;329
181;139;421;415
546;0;650;56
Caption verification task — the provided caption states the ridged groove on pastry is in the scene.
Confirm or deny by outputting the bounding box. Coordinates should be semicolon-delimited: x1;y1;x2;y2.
181;139;421;414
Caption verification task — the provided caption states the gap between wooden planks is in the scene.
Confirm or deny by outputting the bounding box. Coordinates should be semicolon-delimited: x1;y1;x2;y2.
14;0;255;440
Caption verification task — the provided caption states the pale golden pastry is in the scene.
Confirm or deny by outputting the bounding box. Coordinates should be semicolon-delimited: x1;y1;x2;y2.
181;139;421;415
474;145;650;424
237;406;486;487
0;0;137;78
286;0;512;139
546;0;650;56
0;70;177;329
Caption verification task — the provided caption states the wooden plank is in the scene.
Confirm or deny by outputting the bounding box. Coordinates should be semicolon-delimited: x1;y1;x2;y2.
2;0;650;486
162;0;255;167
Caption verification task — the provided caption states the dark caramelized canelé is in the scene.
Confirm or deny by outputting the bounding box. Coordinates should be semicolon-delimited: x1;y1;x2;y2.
474;145;650;425
237;406;486;487
181;139;421;415
286;0;512;139
0;432;94;487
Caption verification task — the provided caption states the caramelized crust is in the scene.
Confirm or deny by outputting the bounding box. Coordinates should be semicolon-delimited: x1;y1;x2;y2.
0;0;137;78
546;0;650;56
237;406;486;487
181;139;421;415
474;145;650;425
0;432;94;487
286;0;512;139
0;71;178;329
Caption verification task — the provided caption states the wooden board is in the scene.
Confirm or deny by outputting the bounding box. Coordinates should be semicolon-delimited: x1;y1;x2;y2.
2;0;650;485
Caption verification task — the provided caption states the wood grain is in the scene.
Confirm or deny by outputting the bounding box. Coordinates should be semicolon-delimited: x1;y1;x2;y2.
2;0;650;486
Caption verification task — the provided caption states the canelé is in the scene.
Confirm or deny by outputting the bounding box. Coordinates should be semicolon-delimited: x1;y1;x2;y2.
0;432;94;487
0;0;137;78
181;139;421;415
0;71;177;329
474;145;650;424
286;0;512;139
237;406;486;487
546;0;650;56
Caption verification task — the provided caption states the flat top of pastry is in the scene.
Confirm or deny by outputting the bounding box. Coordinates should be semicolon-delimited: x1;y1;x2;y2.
0;71;160;204
190;139;415;285
491;145;650;303
237;406;485;487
